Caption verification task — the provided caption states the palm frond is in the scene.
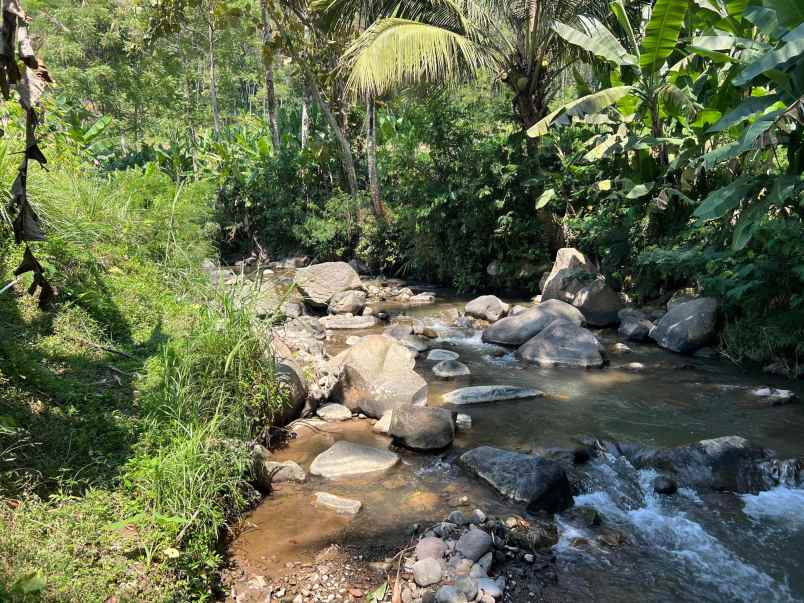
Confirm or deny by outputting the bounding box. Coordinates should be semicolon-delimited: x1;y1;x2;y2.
343;17;492;96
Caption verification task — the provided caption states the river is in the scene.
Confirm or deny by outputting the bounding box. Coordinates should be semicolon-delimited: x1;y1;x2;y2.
227;281;804;602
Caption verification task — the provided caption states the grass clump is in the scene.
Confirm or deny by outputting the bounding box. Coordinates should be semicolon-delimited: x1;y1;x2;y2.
1;147;288;600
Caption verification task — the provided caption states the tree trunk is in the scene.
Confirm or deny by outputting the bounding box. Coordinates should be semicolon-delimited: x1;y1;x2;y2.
300;83;311;149
366;96;386;219
207;20;221;134
307;75;358;197
260;0;280;150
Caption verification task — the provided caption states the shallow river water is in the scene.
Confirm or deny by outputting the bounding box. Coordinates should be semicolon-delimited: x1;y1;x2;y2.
229;286;804;602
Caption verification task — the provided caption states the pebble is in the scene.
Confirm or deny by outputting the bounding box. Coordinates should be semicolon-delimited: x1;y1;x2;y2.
455;413;472;430
413;557;443;587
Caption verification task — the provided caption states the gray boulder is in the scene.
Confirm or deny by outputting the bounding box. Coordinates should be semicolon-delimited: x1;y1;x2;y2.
309;440;399;479
433;359;471;379
571;277;623;326
331;335;428;418
481;299;584;346
465;295;510;322
442;385;543;405
455;526;492;561
618;308;654;342
458;446;574;513
649;297;718;353
328;290;367;315
389;406;455;450
295;261;363;306
516;319;605;368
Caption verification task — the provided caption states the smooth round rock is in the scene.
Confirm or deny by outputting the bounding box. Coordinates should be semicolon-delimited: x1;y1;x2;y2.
316;403;353;422
433;359;471;379
413;557;443;587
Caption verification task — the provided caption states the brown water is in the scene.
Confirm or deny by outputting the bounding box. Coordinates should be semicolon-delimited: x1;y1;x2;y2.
229;285;804;602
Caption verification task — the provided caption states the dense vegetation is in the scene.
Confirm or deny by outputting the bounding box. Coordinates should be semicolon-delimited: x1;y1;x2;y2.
1;0;802;599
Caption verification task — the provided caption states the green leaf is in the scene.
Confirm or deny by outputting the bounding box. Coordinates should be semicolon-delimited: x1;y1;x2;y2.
701;111;781;167
732;200;767;250
707;95;780;132
639;0;689;75
367;581;388;602
552;19;635;66
773;0;804;29
527;86;634;137
693;176;755;220
688;46;739;63
733;24;804;86
610;0;639;54
744;6;780;36
626;183;654;199
535;188;557;209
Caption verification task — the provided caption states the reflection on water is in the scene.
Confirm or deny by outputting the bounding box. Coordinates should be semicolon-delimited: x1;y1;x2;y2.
229;289;804;601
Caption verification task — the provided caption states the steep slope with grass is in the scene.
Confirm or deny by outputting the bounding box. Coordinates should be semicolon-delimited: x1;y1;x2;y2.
0;137;287;601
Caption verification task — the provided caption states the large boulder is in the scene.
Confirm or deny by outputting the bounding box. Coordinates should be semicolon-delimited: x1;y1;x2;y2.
649;297;718;353
295;261;363;307
328;290;367;315
458;447;574;513
541;248;598;303
481;299;584;346
618;308;654;342
331;335;428;418
465;295;510;322
309;440;399;479
389;406;455;451
516;319;605;368
571;277;623;326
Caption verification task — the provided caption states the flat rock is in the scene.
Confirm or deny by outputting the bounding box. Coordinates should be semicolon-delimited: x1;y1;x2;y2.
309;441;399;479
433;359;471;379
482;299;584;346
516;319;605;368
320;315;379;330
427;349;460;361
458;446;573;513
442;385;543;405
316;403;353;422
313;492;362;515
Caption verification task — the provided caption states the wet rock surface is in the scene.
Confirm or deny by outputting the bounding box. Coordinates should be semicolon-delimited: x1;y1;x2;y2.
309;441;399;479
481;299;584;346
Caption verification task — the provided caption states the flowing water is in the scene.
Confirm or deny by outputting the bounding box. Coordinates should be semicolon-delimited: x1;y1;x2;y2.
229;281;804;601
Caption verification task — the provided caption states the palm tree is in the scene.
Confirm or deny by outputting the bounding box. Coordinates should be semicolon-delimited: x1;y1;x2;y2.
317;0;608;129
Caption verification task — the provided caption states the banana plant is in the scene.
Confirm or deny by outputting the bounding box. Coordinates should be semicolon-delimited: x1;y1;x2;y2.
527;0;694;166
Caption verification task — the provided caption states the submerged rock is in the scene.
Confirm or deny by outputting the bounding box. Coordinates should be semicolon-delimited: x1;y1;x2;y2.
750;387;796;406
313;491;362;515
331;335;428;418
442;385;543;405
433;359;471;379
309;441;399;479
465;295;510;322
427;349;460;361
653;476;678;495
458;446;573;513
649;297;718;353
516;319;605;368
295;261;363;307
389;406;455;451
481;299;584;346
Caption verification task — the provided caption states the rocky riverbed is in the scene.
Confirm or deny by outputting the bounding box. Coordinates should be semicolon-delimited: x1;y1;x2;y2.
211;250;804;603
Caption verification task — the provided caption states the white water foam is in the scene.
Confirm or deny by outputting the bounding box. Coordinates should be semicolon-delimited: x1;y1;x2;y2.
559;461;797;602
742;487;804;525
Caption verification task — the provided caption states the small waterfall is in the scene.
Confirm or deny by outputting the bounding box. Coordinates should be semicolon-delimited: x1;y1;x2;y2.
557;455;801;603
